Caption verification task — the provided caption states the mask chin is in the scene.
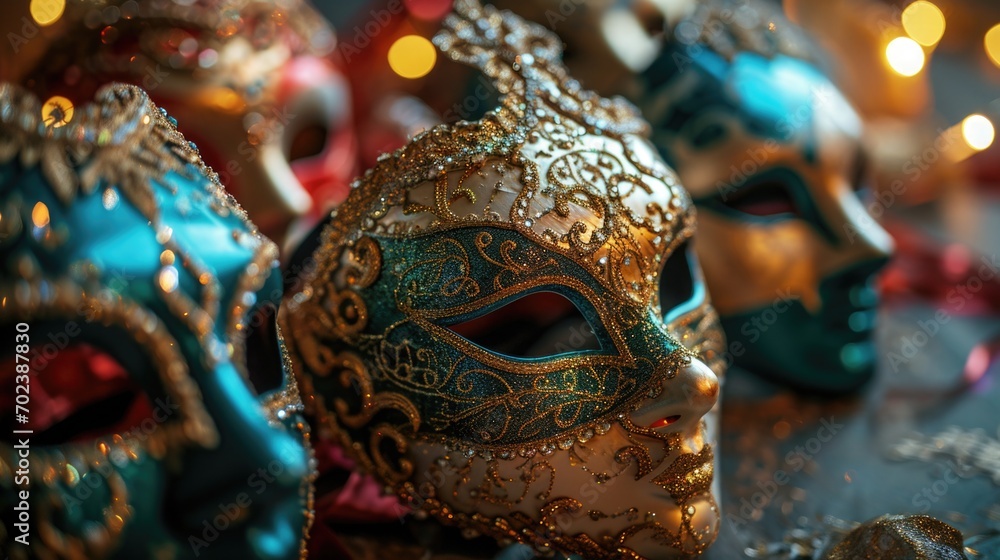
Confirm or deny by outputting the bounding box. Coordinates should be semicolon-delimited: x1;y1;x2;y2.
720;255;886;393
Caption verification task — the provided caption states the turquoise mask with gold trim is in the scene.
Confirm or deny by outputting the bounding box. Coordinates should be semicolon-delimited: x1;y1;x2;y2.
283;2;722;558
0;83;313;559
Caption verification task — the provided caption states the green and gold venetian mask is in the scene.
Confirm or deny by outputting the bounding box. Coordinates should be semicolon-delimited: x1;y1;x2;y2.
282;1;723;558
0;83;313;559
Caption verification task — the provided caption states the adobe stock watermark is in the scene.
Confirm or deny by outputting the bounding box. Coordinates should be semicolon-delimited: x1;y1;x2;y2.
886;254;1000;372
726;416;844;530
336;0;406;64
440;73;499;123
7;16;46;54
540;0;588;30
911;460;975;513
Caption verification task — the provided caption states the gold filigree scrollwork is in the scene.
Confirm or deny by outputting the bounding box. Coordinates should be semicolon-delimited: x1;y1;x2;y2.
370;423;416;484
331;352;420;432
400;237;480;302
344;235;382;289
309;349;421;485
323;289;368;340
473;232;560;291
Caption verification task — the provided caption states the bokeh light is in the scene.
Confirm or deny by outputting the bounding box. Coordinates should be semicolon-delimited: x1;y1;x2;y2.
901;1;946;47
41;96;74;128
986;23;1000;68
158;266;179;293
963;342;992;384
388;35;437;80
961;114;995;151
885;37;925;77
30;0;65;26
31;202;50;228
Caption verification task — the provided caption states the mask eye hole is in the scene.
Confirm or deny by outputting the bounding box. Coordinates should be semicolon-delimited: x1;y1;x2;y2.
239;302;285;396
658;241;703;322
1;342;154;445
851;149;873;197
288;121;329;162
719;180;801;218
441;291;602;359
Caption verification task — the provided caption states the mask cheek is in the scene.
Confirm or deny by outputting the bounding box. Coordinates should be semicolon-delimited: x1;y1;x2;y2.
693;211;823;313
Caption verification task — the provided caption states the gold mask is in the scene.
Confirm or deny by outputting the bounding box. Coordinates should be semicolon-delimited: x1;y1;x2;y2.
282;1;724;558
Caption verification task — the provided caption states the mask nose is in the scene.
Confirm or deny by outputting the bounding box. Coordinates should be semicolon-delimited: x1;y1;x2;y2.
631;356;719;434
167;362;309;535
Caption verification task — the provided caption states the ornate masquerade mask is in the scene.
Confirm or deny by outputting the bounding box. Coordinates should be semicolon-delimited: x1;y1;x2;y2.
1;0;357;247
282;1;722;558
0;83;313;559
634;0;894;392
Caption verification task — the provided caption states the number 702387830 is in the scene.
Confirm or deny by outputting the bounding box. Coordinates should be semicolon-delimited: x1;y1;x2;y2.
13;322;31;427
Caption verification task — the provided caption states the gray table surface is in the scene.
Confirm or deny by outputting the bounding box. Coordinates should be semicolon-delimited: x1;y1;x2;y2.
705;194;1000;559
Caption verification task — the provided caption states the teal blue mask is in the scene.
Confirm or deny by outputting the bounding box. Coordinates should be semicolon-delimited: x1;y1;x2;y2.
0;83;313;559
